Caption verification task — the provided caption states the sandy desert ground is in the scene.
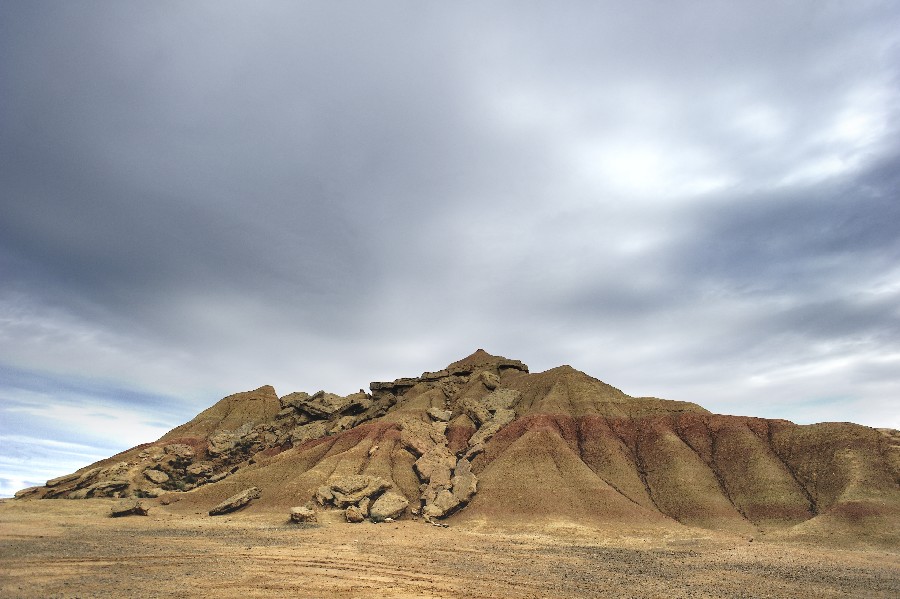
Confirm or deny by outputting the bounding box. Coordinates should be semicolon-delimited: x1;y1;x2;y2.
1;498;898;598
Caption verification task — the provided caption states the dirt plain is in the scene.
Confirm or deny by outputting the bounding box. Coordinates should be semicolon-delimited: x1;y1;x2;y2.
1;498;898;599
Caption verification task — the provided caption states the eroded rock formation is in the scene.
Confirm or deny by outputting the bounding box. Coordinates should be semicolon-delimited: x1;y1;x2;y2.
18;349;899;544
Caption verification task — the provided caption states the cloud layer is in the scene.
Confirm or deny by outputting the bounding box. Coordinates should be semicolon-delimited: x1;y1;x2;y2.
2;1;899;495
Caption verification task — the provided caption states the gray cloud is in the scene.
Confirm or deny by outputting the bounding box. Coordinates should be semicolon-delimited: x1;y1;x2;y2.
2;1;899;494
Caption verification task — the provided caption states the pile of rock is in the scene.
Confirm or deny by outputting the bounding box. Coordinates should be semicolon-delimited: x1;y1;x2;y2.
399;411;479;521
315;475;409;523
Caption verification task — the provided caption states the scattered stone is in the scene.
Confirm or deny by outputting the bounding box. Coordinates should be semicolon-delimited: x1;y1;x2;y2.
110;500;149;517
369;491;409;522
208;487;261;516
290;505;317;523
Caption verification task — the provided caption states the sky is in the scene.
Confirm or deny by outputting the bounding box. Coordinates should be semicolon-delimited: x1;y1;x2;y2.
1;1;899;497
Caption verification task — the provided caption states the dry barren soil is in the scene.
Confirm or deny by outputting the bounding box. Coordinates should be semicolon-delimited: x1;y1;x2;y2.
1;499;898;598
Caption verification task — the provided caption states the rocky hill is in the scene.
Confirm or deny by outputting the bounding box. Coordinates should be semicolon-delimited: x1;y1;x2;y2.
16;350;900;543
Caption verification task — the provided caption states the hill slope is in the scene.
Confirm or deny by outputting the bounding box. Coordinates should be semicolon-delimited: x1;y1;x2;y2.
16;350;900;544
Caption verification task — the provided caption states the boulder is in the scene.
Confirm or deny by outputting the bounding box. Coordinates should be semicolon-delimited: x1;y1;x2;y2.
462;399;491;426
480;371;501;390
143;469;169;485
423;490;461;519
209;487;261;516
111;500;149;517
427;407;452;422
483;389;521;412
290;506;317;523
468;409;516;447
315;485;334;506
451;458;478;504
414;446;456;485
369;491;409;522
493;408;516;427
345;505;365;523
399;417;444;457
358;497;371;516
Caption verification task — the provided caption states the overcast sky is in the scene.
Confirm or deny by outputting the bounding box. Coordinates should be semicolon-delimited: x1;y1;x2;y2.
2;1;899;497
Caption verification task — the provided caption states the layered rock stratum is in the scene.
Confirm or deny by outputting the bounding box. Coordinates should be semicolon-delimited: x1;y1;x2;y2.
16;349;900;543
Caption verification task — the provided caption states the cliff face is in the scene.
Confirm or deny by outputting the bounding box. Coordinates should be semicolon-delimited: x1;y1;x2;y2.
17;349;900;544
